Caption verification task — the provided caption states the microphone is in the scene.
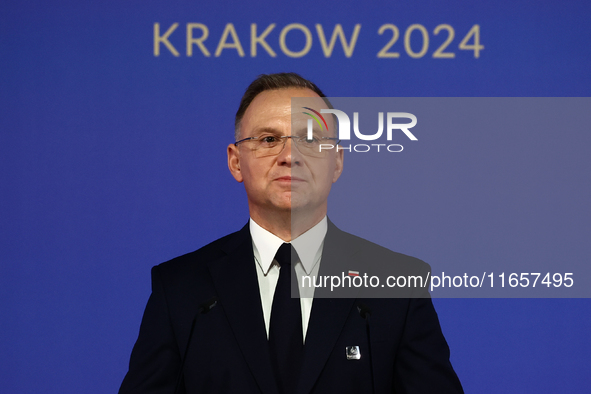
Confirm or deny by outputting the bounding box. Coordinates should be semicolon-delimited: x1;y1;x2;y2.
199;296;218;314
174;296;218;394
357;303;375;394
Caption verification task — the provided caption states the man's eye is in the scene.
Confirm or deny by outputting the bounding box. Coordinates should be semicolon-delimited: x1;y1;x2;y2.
260;136;280;144
301;136;320;144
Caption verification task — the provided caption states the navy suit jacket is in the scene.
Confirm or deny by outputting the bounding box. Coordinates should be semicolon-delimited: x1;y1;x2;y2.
119;221;463;393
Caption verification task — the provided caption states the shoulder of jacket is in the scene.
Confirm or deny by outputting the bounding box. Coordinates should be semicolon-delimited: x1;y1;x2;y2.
332;227;431;274
154;228;246;276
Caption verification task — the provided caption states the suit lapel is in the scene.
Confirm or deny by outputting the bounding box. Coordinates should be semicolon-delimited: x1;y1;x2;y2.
295;221;359;394
208;225;278;394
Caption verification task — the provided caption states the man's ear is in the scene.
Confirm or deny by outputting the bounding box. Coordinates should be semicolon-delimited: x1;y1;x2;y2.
332;147;344;183
227;144;244;183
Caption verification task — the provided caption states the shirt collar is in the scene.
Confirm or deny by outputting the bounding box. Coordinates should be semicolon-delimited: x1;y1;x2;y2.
250;217;327;275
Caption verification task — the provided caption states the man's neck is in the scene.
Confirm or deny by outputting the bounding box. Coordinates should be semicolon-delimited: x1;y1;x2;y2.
249;209;325;242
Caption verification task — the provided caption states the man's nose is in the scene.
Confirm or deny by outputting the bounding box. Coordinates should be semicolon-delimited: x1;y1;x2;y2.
278;137;301;164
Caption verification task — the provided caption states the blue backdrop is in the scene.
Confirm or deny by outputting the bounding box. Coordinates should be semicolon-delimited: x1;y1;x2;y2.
1;0;590;392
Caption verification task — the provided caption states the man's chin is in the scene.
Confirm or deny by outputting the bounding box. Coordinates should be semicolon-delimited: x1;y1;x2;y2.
268;192;316;213
265;194;292;213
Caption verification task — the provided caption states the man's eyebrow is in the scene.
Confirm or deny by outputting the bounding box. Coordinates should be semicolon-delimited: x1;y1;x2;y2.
249;127;282;136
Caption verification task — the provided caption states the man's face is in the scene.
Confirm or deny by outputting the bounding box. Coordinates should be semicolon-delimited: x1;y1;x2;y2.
227;87;343;222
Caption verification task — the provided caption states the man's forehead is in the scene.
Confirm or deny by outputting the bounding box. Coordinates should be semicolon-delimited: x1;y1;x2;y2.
241;88;331;129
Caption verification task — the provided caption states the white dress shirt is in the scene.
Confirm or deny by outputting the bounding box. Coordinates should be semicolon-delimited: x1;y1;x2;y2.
250;217;326;342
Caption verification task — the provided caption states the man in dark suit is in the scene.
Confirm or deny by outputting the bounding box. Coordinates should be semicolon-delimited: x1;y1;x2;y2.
119;73;463;393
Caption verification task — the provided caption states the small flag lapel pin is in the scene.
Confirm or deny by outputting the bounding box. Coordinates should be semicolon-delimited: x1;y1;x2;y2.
346;346;361;360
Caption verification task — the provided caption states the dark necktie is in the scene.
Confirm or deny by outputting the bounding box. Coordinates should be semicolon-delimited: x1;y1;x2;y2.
269;243;303;394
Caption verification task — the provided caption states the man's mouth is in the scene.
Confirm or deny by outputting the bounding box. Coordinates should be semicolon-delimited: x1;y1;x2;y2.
275;176;305;182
